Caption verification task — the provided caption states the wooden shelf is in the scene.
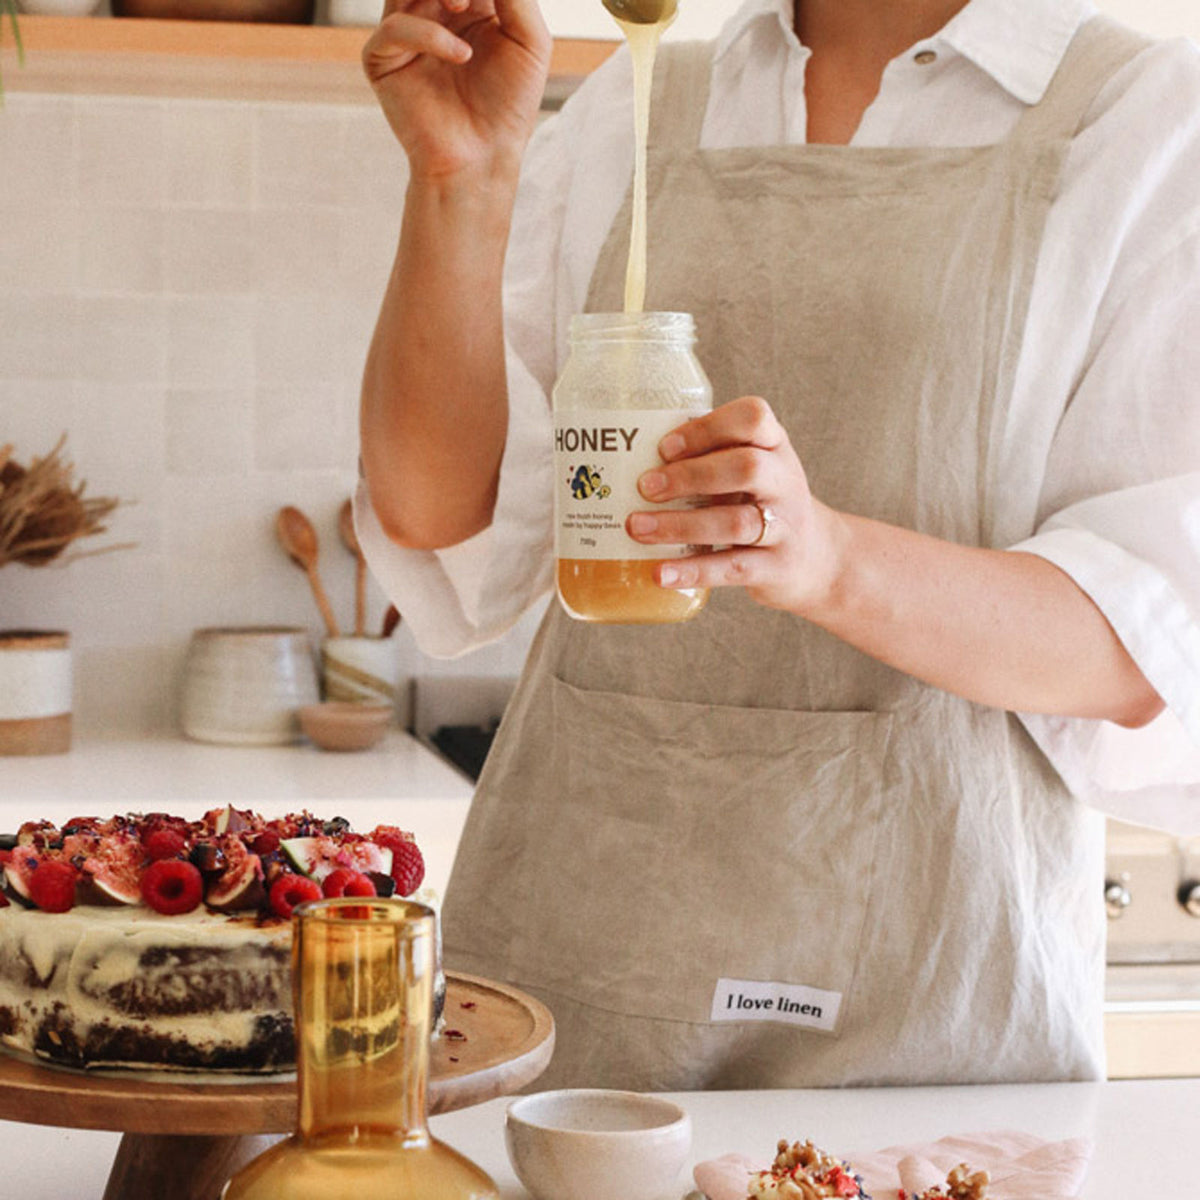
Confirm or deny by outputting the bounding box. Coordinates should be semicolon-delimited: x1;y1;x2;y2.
0;14;617;105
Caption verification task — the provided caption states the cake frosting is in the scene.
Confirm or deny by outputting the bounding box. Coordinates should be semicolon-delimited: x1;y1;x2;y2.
747;1139;870;1199
0;807;434;1073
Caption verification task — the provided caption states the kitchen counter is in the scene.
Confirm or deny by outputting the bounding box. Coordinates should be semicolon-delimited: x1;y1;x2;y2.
1;1078;1196;1198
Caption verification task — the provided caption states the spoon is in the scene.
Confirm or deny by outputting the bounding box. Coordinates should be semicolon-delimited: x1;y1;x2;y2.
275;506;340;639
381;604;401;639
338;498;367;636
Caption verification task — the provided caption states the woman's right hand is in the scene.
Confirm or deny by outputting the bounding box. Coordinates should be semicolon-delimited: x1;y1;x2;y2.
363;0;552;181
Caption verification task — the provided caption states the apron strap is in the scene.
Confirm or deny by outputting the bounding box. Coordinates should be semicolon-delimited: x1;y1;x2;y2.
1014;14;1152;143
649;39;715;152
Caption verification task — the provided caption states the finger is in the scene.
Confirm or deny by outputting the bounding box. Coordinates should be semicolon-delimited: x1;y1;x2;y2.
492;0;550;50
654;548;770;591
626;501;774;548
365;11;473;75
657;395;786;463
638;445;780;503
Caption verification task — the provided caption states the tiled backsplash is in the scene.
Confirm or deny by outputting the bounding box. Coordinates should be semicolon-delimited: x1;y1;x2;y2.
0;91;540;735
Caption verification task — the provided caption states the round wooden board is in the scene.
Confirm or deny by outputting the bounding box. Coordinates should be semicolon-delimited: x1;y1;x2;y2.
0;972;554;1135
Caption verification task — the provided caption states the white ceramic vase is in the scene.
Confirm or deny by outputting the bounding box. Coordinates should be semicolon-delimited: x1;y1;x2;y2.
0;630;72;756
180;626;319;746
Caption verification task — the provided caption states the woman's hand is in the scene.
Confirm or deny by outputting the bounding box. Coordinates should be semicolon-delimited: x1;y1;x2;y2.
363;0;551;180
626;395;848;615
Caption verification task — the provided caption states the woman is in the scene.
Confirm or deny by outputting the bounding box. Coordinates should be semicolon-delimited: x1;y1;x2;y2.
355;0;1200;1088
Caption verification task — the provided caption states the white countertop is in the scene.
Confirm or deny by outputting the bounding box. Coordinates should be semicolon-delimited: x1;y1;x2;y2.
432;1081;1192;1200
0;1079;1195;1199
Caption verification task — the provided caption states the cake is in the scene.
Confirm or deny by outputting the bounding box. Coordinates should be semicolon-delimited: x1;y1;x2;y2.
747;1139;871;1199
0;806;435;1073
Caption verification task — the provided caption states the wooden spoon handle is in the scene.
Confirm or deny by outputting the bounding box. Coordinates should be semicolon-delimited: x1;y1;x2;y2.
306;566;341;639
354;557;366;637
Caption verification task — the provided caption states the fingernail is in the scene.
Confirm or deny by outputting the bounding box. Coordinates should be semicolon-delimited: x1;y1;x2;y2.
659;565;679;586
640;471;667;497
628;513;657;536
659;433;686;461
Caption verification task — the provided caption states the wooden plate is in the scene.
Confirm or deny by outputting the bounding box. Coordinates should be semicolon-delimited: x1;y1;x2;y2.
0;972;554;1136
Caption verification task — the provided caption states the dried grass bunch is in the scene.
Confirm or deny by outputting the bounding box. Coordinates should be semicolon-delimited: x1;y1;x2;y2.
0;436;123;569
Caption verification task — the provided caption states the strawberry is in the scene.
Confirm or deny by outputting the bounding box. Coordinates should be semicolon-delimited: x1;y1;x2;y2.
269;873;322;919
141;859;204;915
322;868;376;898
371;826;425;895
28;860;79;913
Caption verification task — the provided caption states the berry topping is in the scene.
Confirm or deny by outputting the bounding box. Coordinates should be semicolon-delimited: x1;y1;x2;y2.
321;868;376;898
144;828;188;861
389;839;425;896
372;826;425;895
28;860;79;913
269;873;323;919
249;830;280;856
141;860;204;915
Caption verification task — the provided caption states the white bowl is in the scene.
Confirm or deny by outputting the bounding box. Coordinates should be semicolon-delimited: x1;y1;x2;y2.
505;1089;692;1200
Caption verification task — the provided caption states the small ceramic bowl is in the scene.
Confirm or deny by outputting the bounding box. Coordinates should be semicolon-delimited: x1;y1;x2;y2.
298;701;392;751
505;1089;692;1200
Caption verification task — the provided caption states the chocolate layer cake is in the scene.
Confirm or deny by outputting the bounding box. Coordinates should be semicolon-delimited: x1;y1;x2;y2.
0;906;293;1072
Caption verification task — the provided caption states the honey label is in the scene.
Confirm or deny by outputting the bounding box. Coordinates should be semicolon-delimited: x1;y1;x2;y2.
554;407;707;560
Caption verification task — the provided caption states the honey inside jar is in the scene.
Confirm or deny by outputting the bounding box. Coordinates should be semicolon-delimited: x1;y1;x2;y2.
557;558;707;624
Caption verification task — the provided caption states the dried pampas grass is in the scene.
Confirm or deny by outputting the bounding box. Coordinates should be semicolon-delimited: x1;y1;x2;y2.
0;435;124;569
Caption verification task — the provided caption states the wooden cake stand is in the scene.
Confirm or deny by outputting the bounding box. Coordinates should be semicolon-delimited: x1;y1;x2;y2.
0;972;555;1200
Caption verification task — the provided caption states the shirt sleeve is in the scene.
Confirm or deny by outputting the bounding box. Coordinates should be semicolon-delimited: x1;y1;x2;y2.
1011;105;1200;833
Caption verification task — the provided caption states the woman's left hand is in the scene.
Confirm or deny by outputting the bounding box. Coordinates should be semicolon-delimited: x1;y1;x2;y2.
626;395;846;615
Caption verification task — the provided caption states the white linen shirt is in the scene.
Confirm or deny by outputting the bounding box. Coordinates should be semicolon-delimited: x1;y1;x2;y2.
358;0;1200;832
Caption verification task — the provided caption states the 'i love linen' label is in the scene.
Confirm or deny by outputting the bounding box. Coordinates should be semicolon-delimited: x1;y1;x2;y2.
710;977;842;1034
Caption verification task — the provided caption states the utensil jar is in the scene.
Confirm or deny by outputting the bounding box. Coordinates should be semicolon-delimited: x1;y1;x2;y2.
553;311;712;624
221;898;497;1200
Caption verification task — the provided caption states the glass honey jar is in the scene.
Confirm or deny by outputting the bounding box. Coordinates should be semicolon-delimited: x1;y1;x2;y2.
553;311;713;624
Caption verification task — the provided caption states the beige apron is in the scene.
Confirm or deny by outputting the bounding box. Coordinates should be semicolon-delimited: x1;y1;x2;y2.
442;16;1145;1089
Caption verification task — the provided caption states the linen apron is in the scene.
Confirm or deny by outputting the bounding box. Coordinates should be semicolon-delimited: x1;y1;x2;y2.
441;16;1146;1089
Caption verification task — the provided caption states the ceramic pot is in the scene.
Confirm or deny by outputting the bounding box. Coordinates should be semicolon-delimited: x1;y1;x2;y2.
320;634;410;730
180;626;319;746
17;0;103;16
0;630;72;756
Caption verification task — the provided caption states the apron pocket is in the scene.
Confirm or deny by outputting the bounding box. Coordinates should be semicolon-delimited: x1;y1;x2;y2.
509;674;894;1033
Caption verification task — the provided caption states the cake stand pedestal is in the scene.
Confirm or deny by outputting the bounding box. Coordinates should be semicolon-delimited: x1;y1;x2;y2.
0;972;554;1200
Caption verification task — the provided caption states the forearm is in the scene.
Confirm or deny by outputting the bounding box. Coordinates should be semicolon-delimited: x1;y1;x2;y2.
360;161;520;550
810;510;1165;727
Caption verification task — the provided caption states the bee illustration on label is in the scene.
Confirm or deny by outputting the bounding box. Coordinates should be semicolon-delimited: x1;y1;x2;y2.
567;464;611;500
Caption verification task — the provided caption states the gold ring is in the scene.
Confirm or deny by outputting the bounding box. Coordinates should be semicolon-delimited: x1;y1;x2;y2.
750;502;777;547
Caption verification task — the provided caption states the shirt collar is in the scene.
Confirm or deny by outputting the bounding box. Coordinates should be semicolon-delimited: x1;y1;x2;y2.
713;0;1096;106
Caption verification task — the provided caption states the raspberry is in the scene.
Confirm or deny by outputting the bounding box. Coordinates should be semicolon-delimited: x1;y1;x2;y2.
389;840;425;896
141;860;204;915
269;873;322;919
28;860;79;913
322;868;376;899
144;828;188;861
249;830;280;856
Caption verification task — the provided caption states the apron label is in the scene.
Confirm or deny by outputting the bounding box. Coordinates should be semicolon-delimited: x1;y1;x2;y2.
710;977;842;1033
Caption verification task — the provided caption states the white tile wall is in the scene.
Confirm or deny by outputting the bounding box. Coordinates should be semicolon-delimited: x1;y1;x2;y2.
0;92;539;737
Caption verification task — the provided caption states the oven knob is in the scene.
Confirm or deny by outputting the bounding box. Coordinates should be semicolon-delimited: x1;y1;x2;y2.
1104;878;1131;919
1178;880;1200;917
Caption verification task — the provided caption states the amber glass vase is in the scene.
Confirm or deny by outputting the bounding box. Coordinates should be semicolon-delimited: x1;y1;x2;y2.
222;898;498;1200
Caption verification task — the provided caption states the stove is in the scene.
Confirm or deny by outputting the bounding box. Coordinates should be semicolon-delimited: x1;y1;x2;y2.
1104;818;1200;1077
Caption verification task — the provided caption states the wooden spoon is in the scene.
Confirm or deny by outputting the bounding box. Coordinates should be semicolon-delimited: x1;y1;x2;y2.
381;604;401;638
338;498;367;637
275;506;340;639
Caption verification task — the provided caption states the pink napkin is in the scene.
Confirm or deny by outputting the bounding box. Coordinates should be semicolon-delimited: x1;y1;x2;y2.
694;1130;1093;1200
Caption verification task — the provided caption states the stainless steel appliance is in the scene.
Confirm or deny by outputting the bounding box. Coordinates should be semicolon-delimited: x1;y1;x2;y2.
1105;818;1200;1077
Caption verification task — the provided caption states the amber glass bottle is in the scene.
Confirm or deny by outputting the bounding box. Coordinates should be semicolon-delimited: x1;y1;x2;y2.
221;898;497;1200
554;311;713;624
